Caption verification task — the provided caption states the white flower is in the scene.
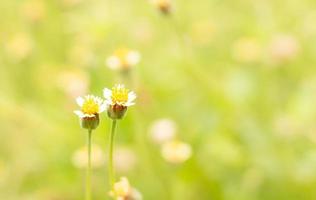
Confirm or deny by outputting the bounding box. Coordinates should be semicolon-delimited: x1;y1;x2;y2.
109;177;142;200
106;48;141;70
114;146;138;172
161;140;192;164
74;95;106;118
103;84;136;107
72;144;105;169
57;70;89;99
149;119;177;144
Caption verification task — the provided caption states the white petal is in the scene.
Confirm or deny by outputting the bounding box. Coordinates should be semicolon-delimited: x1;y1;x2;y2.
85;114;96;118
116;84;125;89
106;56;121;70
125;102;135;107
95;96;103;105
74;110;85;118
99;103;107;113
104;99;113;105
103;88;112;99
76;97;85;107
128;91;137;102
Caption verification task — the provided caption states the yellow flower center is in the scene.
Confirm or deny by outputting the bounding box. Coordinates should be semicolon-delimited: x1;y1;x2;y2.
114;48;129;66
156;0;170;7
82;99;99;115
112;86;129;104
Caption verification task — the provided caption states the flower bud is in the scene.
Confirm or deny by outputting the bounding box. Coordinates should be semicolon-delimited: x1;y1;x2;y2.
152;0;172;15
80;114;100;130
107;104;127;120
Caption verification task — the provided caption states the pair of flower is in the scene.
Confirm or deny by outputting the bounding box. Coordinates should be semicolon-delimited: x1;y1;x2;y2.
74;84;136;129
73;84;137;200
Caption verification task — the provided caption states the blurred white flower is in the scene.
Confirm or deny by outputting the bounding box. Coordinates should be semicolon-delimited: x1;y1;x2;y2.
161;140;192;164
109;177;142;200
106;48;140;71
149;119;177;144
72;144;105;169
114;146;138;173
57;70;89;99
269;34;300;63
232;37;261;63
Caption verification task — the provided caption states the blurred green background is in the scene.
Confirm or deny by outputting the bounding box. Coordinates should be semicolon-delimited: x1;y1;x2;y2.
1;0;316;199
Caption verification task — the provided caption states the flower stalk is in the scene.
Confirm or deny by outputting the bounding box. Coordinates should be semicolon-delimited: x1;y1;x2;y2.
86;129;92;200
109;119;117;187
74;95;105;200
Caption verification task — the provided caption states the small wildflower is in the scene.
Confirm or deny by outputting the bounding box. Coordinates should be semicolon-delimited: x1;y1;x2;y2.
114;147;138;172
149;118;177;144
72;144;105;169
109;177;142;200
232;37;261;63
106;48;140;71
161;140;192;164
151;0;172;15
190;20;215;45
74;95;106;130
21;0;46;23
103;84;136;120
5;34;33;61
57;70;89;99
269;34;300;64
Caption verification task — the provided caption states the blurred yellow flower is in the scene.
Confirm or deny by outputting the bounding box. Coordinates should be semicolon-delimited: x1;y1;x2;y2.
72;144;105;169
190;20;215;45
106;48;140;71
232;37;262;63
149;118;177;144
21;0;46;23
161;140;192;164
5;34;33;61
109;177;142;200
151;0;172;14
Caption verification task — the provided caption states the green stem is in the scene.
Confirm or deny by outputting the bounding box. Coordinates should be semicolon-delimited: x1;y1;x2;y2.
109;119;117;187
86;129;92;200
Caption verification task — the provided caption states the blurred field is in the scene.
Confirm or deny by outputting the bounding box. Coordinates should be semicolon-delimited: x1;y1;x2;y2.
1;0;316;199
